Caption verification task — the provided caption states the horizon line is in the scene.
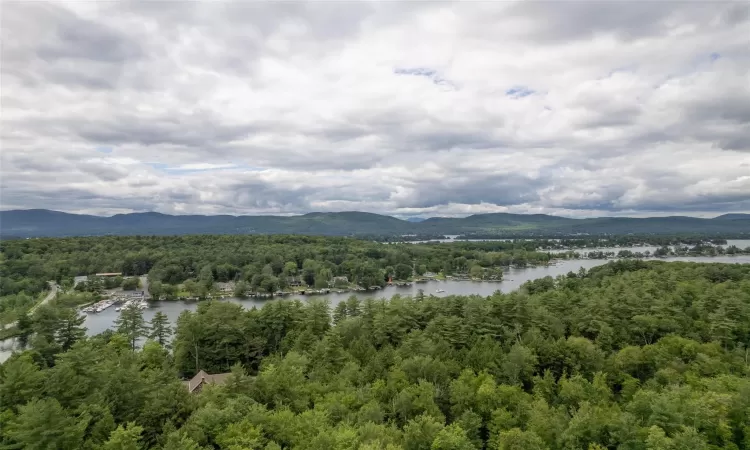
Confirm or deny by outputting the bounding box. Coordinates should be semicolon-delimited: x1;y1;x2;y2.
1;207;748;221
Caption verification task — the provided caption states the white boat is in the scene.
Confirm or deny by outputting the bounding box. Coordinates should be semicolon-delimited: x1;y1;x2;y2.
435;289;445;293
115;307;121;312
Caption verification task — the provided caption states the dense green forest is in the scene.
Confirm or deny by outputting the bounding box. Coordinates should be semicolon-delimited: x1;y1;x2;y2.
2;261;750;449
0;236;551;319
3;234;748;326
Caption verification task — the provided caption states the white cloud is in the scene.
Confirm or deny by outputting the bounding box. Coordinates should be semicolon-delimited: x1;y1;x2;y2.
1;0;749;218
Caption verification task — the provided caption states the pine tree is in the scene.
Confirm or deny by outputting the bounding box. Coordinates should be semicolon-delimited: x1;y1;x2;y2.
55;307;87;351
345;295;361;316
115;304;149;351
7;398;86;450
102;422;144;450
333;302;348;325
16;310;33;347
148;311;172;347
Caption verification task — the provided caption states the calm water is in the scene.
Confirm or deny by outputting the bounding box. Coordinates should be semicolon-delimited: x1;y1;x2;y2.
546;245;661;255
546;240;750;254
0;338;19;362
727;239;750;249
404;239;750;251
402;237;514;244
71;255;750;335
2;254;750;362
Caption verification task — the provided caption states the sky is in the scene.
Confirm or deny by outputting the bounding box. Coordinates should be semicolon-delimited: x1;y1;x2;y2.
2;1;749;219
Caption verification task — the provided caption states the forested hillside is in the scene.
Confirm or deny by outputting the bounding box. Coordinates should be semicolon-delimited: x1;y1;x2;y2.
2;261;750;449
2;208;749;238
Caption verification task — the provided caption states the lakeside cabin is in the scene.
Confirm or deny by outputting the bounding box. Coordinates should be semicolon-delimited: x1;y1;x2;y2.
287;276;303;287
216;282;235;293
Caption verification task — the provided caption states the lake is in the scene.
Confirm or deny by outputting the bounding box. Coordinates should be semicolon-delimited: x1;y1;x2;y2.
545;245;661;255
2;254;750;362
403;239;750;251
727;239;750;249
544;240;750;255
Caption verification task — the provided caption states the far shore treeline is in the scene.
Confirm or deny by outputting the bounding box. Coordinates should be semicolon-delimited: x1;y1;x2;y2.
2;235;749;328
1;235;552;301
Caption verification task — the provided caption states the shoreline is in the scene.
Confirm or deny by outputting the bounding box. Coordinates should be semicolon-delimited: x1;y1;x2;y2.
1;254;741;316
127;254;750;305
4;254;750;363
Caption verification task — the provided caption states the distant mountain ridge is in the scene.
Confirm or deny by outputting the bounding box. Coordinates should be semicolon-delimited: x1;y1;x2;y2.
1;209;748;238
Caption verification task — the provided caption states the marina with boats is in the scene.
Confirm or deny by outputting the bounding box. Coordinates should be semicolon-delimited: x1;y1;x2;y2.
82;292;149;314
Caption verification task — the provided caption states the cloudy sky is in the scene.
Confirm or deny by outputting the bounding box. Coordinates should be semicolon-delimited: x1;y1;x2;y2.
2;1;749;218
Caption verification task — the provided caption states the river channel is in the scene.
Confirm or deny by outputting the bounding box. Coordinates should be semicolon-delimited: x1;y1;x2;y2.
2;254;750;362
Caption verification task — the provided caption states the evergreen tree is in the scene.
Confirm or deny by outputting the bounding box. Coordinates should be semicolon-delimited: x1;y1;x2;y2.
148;311;172;347
115;304;149;350
345;295;361;316
0;354;44;410
32;303;60;343
55;307;87;351
102;422;145;450
6;398;86;450
333;302;348;325
16;310;33;347
199;264;214;289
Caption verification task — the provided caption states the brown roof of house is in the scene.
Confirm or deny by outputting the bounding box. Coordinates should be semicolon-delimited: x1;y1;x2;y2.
186;369;232;393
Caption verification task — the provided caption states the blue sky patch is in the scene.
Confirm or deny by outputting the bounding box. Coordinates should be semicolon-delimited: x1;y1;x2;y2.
146;162;257;174
394;67;437;77
506;86;534;98
394;67;457;90
95;146;113;153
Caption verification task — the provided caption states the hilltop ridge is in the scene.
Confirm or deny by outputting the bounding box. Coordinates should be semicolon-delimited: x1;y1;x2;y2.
1;209;748;238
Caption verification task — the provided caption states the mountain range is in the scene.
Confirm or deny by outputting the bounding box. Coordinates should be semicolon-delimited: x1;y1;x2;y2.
1;209;749;238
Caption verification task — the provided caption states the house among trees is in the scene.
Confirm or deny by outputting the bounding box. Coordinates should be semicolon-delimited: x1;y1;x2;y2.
184;369;231;393
216;281;235;293
328;275;349;287
287;276;303;287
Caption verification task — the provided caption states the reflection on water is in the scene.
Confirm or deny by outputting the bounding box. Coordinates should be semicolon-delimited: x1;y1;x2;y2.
2;254;750;363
